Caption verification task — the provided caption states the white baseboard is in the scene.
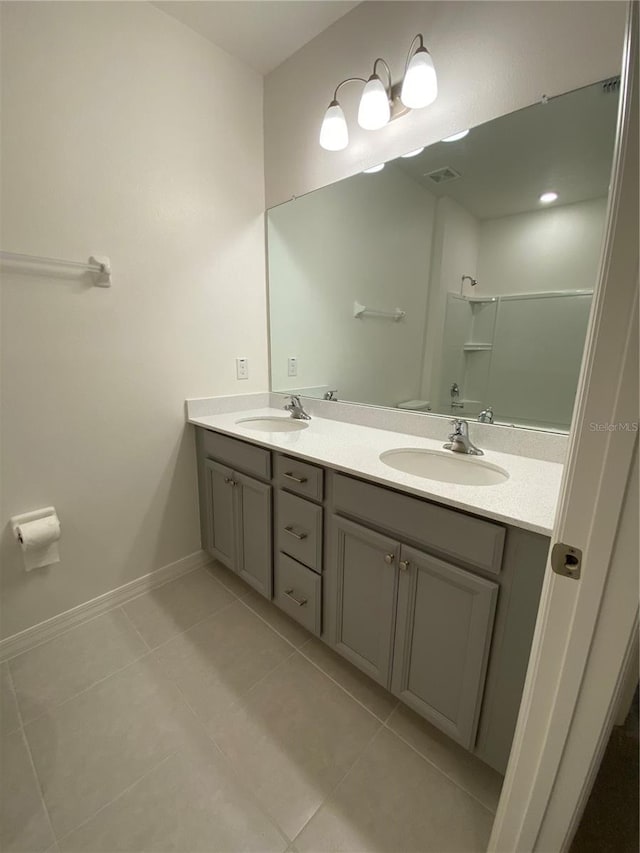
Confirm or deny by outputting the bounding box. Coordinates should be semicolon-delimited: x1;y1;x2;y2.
0;550;211;662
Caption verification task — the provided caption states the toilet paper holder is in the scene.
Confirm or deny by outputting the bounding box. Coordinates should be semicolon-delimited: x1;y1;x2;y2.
11;506;58;543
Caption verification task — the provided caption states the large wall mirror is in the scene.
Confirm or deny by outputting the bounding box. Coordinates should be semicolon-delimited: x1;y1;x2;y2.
267;79;619;432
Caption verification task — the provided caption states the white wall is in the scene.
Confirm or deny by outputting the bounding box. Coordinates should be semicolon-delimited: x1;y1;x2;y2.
477;198;609;295
420;197;479;402
269;165;435;407
264;1;626;207
0;2;267;638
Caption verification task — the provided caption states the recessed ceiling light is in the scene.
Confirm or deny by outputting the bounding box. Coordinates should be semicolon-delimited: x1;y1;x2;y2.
363;163;385;173
539;191;559;203
442;129;469;142
401;147;425;158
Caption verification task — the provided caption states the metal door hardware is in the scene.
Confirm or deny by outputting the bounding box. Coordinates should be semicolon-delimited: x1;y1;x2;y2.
551;543;583;579
384;553;395;565
284;526;307;540
284;589;308;607
283;472;307;484
399;560;410;571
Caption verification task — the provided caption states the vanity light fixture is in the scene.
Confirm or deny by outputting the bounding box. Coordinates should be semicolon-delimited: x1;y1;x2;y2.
319;33;437;151
358;61;392;130
363;163;385;173
401;147;425;158
539;191;559;203
442;129;470;142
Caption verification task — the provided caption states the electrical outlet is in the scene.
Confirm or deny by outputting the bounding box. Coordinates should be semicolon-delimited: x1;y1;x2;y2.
236;357;249;380
287;357;298;377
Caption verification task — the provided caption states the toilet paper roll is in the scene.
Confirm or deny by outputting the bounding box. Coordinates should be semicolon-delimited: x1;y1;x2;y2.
15;514;61;572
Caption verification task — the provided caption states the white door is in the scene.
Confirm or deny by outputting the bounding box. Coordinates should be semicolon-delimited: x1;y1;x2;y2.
489;5;639;851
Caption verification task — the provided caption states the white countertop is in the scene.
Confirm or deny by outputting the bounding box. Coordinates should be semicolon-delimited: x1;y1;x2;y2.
188;407;563;535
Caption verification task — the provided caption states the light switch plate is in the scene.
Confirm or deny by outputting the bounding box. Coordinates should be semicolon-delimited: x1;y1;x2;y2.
287;357;298;377
236;357;249;380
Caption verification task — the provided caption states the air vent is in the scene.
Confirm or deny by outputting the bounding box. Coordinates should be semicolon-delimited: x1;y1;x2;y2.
425;166;461;184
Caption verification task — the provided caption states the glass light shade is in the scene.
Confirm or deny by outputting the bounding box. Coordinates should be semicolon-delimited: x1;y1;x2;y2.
357;76;390;130
401;48;438;109
363;163;385;173
401;147;425;158
442;129;469;142
319;100;348;151
540;191;559;203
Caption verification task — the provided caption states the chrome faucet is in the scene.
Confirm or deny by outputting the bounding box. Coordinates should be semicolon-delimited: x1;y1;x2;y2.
323;389;338;401
444;419;484;455
478;406;494;424
450;382;464;410
284;394;311;420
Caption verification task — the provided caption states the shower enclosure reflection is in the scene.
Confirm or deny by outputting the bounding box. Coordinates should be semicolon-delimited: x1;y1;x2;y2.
267;79;619;431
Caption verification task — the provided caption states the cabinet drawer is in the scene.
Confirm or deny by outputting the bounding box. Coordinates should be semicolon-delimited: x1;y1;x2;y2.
274;553;321;636
276;490;323;573
275;454;324;502
201;429;271;481
332;473;505;575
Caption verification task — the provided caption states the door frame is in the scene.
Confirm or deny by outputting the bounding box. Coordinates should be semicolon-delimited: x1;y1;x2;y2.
489;4;638;850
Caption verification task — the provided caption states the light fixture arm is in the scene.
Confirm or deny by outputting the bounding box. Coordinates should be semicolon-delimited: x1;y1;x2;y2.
372;58;393;97
404;33;426;73
332;76;367;101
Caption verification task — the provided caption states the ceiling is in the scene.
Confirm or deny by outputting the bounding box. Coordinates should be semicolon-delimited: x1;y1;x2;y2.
153;1;360;74
394;80;619;220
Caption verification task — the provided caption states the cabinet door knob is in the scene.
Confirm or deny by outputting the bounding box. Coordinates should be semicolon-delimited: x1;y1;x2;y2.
224;477;232;485
399;560;410;572
384;553;395;565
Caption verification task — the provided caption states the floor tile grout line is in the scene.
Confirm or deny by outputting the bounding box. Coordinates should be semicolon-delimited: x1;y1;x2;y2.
237;596;311;653
380;719;500;816
53;751;180;848
15;593;245;728
164;655;296;849
117;604;152;652
3;661;24;735
13;663;59;848
2;565;208;665
295;644;395;726
290;718;386;847
144;594;241;654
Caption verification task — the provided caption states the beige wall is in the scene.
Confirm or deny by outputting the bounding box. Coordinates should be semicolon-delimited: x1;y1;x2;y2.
0;2;268;638
268;165;436;407
478;198;609;296
264;1;626;207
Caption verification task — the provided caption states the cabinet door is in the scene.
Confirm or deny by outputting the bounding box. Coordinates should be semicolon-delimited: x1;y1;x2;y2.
204;459;236;570
392;545;498;749
235;471;273;599
329;516;399;688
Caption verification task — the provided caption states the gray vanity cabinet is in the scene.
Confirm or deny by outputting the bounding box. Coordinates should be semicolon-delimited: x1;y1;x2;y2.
234;471;272;598
204;459;236;568
202;456;272;599
391;546;498;749
331;517;400;687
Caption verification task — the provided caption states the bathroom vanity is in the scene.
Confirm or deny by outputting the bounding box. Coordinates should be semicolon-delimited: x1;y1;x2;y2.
193;409;556;774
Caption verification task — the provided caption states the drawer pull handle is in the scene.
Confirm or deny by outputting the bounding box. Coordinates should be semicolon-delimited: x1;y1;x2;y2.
284;588;308;607
399;560;410;572
384;553;395;565
283;472;308;484
224;477;237;487
284;526;308;541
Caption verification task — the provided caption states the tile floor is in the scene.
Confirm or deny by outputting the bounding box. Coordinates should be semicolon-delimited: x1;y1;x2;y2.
1;562;502;853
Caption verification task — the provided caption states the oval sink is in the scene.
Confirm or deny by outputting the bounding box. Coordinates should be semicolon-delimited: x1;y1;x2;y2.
236;417;309;433
380;448;509;486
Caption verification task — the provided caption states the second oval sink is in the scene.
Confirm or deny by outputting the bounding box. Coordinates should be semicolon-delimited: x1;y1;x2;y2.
380;448;509;486
236;417;309;433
